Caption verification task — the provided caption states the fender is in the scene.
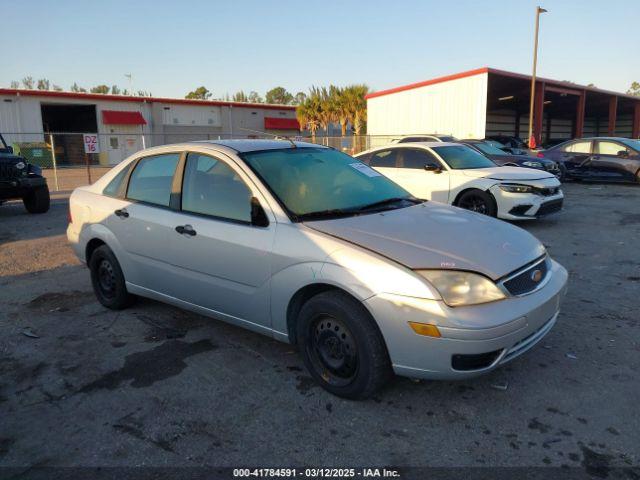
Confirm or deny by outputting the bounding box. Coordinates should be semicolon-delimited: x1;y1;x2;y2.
269;247;438;342
78;222;130;275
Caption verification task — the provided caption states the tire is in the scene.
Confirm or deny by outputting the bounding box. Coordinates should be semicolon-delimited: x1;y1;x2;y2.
296;290;392;400
23;185;50;213
456;189;497;217
88;245;135;310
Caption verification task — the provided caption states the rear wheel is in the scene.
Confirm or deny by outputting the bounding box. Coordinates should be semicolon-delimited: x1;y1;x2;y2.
456;189;497;217
296;291;392;399
23;185;50;213
89;245;134;310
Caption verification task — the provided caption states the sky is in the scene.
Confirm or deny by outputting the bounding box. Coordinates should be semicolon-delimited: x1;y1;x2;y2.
1;0;638;99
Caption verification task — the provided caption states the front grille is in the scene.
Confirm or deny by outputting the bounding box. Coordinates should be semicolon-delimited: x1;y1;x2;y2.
536;186;560;196
503;257;549;296
0;162;21;180
536;199;563;216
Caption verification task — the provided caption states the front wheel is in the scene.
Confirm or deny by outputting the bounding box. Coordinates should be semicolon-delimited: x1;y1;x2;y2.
89;245;135;310
296;291;392;399
23;185;50;213
456;189;497;217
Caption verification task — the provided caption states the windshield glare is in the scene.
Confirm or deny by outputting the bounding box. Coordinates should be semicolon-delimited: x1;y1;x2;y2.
241;147;412;218
475;142;507;156
433;145;497;169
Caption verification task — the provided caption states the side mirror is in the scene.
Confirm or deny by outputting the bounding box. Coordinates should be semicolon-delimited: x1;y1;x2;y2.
618;150;629;158
424;164;442;174
250;197;269;227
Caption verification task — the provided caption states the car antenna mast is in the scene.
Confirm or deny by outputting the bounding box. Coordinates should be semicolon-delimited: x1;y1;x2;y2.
239;128;297;148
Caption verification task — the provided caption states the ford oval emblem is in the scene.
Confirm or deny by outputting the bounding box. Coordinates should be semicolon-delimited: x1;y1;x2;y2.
530;269;543;282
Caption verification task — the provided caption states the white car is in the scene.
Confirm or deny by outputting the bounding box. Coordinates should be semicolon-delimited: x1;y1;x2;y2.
355;142;563;220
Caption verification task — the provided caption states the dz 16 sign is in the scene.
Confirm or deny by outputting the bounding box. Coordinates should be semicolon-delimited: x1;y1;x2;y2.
83;134;100;154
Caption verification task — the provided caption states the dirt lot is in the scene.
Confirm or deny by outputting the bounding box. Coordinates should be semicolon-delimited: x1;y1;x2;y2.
1;183;639;475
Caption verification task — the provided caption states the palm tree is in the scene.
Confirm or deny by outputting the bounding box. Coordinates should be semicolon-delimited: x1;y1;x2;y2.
309;86;335;144
330;86;350;137
343;84;369;153
296;94;322;142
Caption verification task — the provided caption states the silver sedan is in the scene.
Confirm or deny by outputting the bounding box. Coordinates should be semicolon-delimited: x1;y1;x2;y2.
67;140;568;399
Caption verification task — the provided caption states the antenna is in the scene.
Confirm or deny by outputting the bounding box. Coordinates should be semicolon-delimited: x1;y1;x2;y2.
239;127;297;148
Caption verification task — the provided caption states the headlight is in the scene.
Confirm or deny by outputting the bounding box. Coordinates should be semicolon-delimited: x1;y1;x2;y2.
522;161;543;168
498;184;534;193
417;270;506;307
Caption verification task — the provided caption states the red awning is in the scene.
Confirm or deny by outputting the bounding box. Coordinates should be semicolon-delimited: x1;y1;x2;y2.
102;110;147;125
264;117;300;130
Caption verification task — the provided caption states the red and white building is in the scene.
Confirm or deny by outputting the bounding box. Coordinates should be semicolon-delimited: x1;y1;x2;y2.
0;88;300;165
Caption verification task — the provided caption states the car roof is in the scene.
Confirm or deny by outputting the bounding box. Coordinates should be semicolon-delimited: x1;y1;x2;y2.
359;141;461;154
573;137;631;141
195;139;323;152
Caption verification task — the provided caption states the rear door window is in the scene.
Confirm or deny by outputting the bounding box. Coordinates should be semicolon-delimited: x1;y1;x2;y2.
126;153;180;206
369;150;398;168
562;141;592;154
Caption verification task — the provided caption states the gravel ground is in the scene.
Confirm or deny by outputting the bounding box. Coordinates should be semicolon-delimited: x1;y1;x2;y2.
0;183;639;476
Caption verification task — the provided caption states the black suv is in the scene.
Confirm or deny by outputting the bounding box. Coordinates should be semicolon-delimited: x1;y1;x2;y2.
0;133;50;213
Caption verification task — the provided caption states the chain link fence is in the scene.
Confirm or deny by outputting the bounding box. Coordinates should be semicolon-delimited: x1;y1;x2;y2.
4;132;404;192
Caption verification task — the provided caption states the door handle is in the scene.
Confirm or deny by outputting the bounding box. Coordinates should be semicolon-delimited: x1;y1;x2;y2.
114;208;129;218
175;224;197;236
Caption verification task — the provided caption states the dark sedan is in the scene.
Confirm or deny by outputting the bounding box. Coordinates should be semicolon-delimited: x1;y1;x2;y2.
539;137;640;184
485;135;528;154
460;139;561;178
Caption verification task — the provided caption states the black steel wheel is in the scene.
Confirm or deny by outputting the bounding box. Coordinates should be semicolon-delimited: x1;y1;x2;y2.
296;290;392;399
97;259;117;299
457;189;497;217
307;314;359;387
89;245;134;310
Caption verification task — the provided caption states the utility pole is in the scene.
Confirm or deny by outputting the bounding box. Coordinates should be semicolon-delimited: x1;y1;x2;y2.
125;73;133;95
528;6;547;148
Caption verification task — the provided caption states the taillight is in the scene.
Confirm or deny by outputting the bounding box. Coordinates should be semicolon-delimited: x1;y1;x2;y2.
536;152;545;158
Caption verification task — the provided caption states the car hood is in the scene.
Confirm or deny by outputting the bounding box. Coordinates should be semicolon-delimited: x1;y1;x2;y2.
488;153;555;166
455;166;554;181
304;202;545;280
0;153;24;164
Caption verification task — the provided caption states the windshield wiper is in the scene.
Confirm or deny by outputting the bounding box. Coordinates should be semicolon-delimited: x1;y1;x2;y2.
355;196;423;212
296;197;423;221
296;208;361;221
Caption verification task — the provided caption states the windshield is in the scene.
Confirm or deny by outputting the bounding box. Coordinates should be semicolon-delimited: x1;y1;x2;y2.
433;145;497;169
241;147;415;220
474;142;507;156
485;139;506;149
620;139;640;152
